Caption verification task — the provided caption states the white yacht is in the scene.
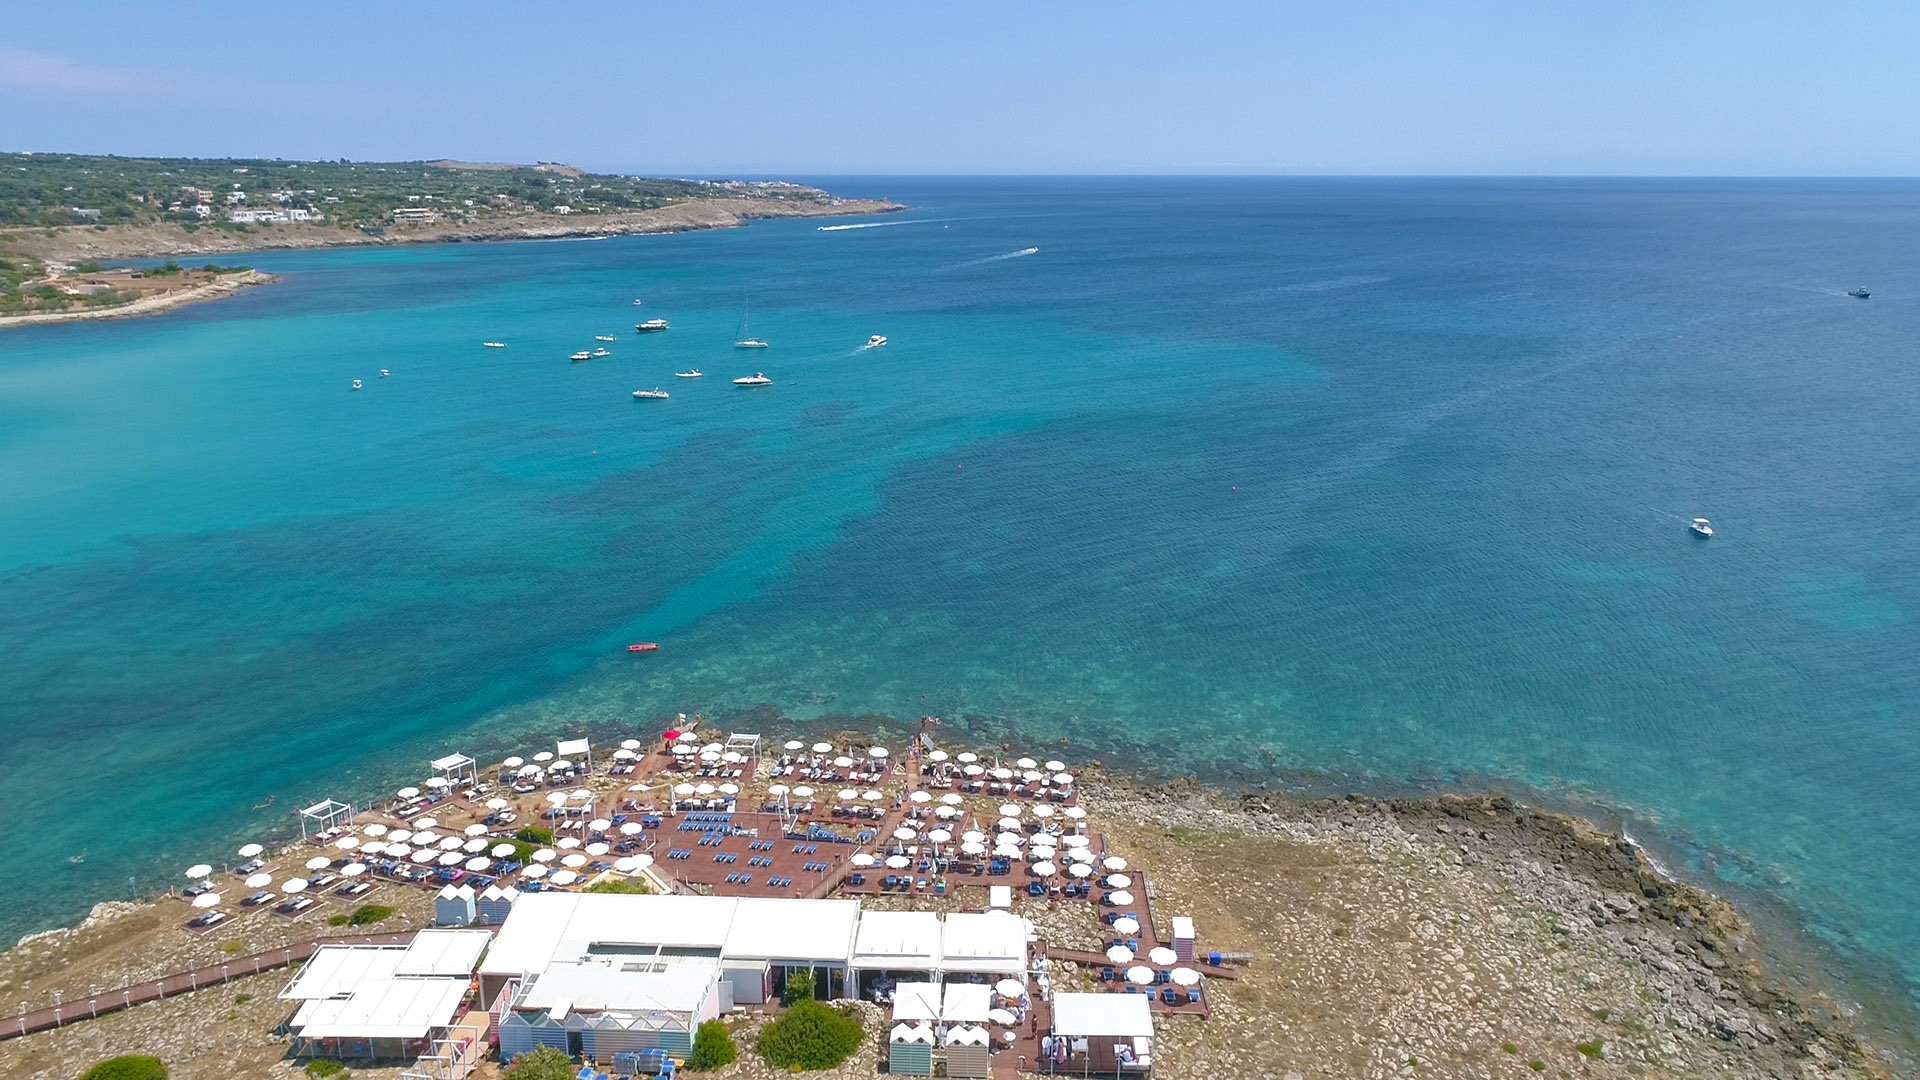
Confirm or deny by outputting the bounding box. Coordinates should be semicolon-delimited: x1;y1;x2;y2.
635;319;670;333
632;298;645;306
734;297;769;348
483;341;507;349
735;338;770;349
1848;286;1871;299
632;389;670;400
591;347;611;357
733;372;773;386
350;379;362;390
866;335;888;349
379;369;390;378
1690;518;1714;538
675;369;704;378
595;335;617;342
570;351;593;362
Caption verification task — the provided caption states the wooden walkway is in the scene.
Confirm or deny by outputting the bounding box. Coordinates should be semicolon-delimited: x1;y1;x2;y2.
0;931;415;1042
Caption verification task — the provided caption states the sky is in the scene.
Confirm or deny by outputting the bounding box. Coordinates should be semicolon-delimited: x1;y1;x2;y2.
2;1;1917;176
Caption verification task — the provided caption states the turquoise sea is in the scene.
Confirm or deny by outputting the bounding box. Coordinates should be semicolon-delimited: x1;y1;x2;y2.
3;178;1918;1017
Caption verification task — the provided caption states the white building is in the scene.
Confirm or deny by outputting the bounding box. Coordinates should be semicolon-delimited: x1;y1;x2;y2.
499;961;724;1065
280;929;493;1064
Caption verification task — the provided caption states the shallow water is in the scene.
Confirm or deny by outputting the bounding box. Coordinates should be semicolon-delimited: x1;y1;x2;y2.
2;177;1917;1013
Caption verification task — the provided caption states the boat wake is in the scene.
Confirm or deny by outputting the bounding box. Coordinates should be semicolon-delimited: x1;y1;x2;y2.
1269;274;1391;294
818;220;914;232
941;247;1040;271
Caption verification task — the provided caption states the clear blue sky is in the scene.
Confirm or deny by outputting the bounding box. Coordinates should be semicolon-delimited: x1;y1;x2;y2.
3;1;1916;176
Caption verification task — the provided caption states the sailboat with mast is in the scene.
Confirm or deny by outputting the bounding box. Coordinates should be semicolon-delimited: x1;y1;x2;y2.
733;297;770;349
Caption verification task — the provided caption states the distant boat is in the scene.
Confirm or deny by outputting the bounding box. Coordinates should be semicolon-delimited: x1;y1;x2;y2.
483;341;507;348
627;642;659;653
379;369;390;378
595;334;617;342
1690;518;1713;538
676;369;703;378
1848;286;1871;299
632;389;670;400
734;297;769;348
866;335;888;349
733;373;773;386
632;299;645;306
635;319;670;333
350;379;362;390
591;347;611;357
570;351;593;362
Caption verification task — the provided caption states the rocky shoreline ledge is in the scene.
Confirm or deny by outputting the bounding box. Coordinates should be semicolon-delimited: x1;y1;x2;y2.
0;269;278;330
1078;770;1905;1079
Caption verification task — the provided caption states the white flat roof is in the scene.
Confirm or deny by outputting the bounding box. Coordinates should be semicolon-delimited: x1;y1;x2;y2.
941;982;992;1023
431;753;475;770
939;912;1028;974
890;982;941;1022
291;977;469;1039
1051;992;1155;1038
725;898;861;962
282;945;405;1000
556;737;591;756
481;894;861;976
852;910;942;968
517;962;714;1015
396;929;492;977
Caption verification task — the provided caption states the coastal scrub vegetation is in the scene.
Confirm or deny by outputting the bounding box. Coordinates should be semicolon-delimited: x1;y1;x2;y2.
512;826;553;845
0;152;841;230
687;1018;738;1070
756;999;864;1071
346;904;394;926
77;1057;167;1080
584;876;650;894
504;1046;576;1080
302;1060;345;1078
780;968;815;1005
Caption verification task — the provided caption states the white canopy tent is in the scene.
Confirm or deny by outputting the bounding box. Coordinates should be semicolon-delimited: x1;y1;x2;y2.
430;752;477;786
555;737;592;773
299;799;355;839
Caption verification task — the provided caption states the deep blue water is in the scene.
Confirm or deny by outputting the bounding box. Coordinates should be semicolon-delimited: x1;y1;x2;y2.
2;178;1917;1012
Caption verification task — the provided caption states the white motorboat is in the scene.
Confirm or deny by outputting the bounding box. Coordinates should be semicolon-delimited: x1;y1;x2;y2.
595;335;617;342
676;369;704;378
635;319;670;332
1690;518;1714;538
632;298;645;306
379;369;390;378
866;335;888;348
735;338;770;349
591;347;611;357
483;341;507;348
350;379;362;390
570;351;593;362
733;373;773;386
1848;286;1871;299
632;389;670;400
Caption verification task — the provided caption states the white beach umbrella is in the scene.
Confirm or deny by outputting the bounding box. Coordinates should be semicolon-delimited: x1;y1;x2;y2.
884;855;911;869
341;863;366;877
960;841;986;856
892;827;917;841
996;831;1023;846
1023;770;1045;783
673;783;696;796
961;830;986;843
812;742;833;754
185;864;212;880
676;731;698;742
1030;861;1057;877
385;844;413;859
833;756;854;768
237;843;264;859
1064;806;1086;820
670;744;694;756
359;842;389;856
549;869;578;886
584;842;609;856
851;853;876;867
410;830;438;844
556;837;581;850
561;853;588;869
1107;872;1132;888
909;790;932;804
996;978;1025;998
992;768;1014;781
282;878;309;894
532;849;556;863
362;823;388;836
701;742;723;754
695;784;716;796
1171;967;1200;987
718;783;739;796
1102;856;1128;871
935;806;959;820
521;864;547;878
613;748;635;761
502;756;524;768
466;857;491;872
1150;946;1178;966
785;740;804;751
550;759;572;772
305;856;332;871
1031;804;1055;819
862;789;883;801
963;765;985;777
957;752;978;764
613;857;641;873
397;786;420;799
438;852;462;867
519;764;544;776
939;793;964;805
1109;890;1134;906
491;843;516;857
870;746;889;759
632;853;654;869
545;791;567;806
1061;834;1090;848
988;1007;1018;1027
438;836;464;851
838;788;859;801
620;739;642;750
926;829;952;843
1016;757;1037;769
699;752;721;764
928;750;949;762
245;873;273;888
1105;944;1134;964
792;785;814;799
465;823;488;836
1068;863;1092;879
533;751;553;762
425;776;449;789
193;892;222;909
1053;772;1074;785
997;818;1022;832
464;839;488;853
569;788;592;800
588;818;612;832
619;822;643;836
334;836;361;850
998;803;1022;818
1113;916;1140;935
1045;760;1066;772
1065;850;1094;865
1125;966;1154;986
410;849;436;864
768;783;789;797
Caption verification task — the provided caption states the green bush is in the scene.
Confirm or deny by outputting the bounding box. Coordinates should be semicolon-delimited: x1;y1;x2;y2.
327;914;349;926
1575;1038;1604;1059
513;826;554;845
347;904;393;926
505;1046;576;1080
584;876;650;895
303;1060;345;1078
756;999;863;1071
688;1018;738;1070
78;1057;168;1080
781;968;815;1005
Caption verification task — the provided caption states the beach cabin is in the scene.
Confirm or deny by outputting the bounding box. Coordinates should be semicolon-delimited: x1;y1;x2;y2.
888;1021;936;1075
498;963;722;1065
943;1024;992;1078
435;883;476;926
476;884;519;925
1170;916;1195;963
1047;993;1155;1076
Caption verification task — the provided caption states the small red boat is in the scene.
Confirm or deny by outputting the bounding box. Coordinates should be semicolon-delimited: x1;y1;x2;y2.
627;642;659;653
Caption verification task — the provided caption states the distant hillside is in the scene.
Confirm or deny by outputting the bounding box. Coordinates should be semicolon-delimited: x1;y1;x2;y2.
0;152;840;229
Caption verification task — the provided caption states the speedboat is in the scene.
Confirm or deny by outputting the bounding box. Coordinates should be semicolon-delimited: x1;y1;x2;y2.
483;341;507;348
733;373;773;386
676;369;703;378
635;319;670;332
595;334;617;342
632;389;669;400
570;351;593;362
350;379;362;390
1848;286;1871;299
1690;518;1713;538
866;335;888;348
591;347;611;357
734;338;770;349
379;369;390;378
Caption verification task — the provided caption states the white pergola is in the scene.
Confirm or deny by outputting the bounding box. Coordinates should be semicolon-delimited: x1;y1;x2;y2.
299;799;355;839
556;737;592;773
725;732;763;761
430;752;477;787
